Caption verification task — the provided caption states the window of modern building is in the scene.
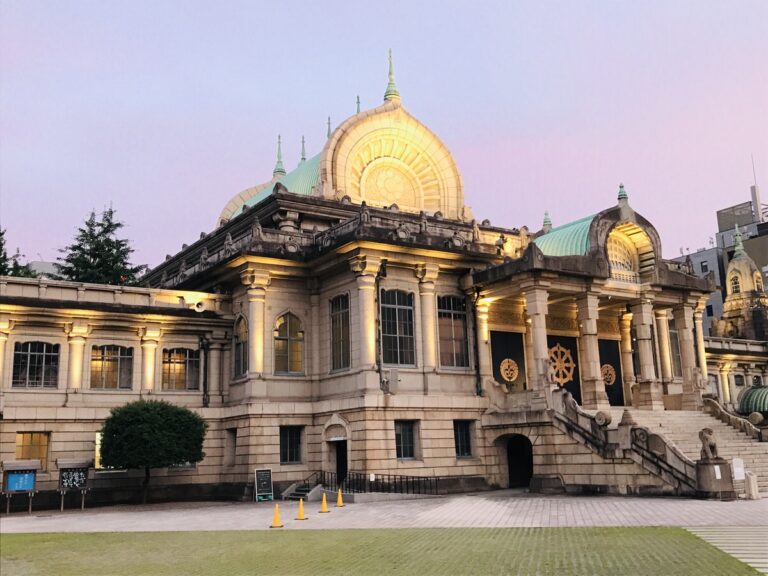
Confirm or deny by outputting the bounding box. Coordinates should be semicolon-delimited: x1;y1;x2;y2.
700;261;709;273
161;348;200;390
381;289;415;366
16;432;50;471
668;319;683;378
12;342;60;388
705;305;714;317
279;426;303;464
224;428;237;467
90;345;133;389
330;294;350;371
233;317;248;377
274;312;304;374
394;420;418;459
730;274;741;294
438;296;470;368
453;420;473;458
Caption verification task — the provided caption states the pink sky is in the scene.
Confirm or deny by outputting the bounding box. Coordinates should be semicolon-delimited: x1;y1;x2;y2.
1;1;766;268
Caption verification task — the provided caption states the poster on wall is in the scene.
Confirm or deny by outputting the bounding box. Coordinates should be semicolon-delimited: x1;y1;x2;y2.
546;335;581;404
598;339;625;406
490;331;527;392
5;471;36;493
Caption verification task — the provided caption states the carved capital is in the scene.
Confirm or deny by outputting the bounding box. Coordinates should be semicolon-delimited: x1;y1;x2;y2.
0;314;14;335
414;263;439;283
138;323;162;343
348;255;368;275
240;268;271;289
64;319;92;340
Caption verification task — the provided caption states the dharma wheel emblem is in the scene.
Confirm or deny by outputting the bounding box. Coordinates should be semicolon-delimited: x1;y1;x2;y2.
548;343;575;386
601;364;617;386
499;359;519;382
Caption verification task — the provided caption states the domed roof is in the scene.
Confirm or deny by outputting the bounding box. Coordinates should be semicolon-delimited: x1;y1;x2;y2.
241;153;321;211
533;214;595;256
738;382;768;415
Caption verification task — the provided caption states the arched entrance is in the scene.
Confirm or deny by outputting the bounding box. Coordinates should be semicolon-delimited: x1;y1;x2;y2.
506;435;533;488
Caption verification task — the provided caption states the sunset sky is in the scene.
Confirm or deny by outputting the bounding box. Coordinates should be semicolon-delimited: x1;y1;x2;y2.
1;0;766;268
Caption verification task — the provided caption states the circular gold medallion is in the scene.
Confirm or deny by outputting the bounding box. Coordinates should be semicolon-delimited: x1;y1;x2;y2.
548;343;575;387
601;364;616;386
499;358;519;382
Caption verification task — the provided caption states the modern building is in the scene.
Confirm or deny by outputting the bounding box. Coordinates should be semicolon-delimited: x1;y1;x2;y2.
1;60;763;506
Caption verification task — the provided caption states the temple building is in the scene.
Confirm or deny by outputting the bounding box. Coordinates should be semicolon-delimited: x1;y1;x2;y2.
1;57;766;504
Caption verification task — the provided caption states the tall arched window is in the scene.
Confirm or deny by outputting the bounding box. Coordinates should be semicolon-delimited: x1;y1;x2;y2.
730;274;741;294
274;313;304;374
233;317;248;377
607;232;639;282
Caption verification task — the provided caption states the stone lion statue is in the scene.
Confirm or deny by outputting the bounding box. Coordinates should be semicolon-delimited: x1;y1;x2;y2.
699;428;718;460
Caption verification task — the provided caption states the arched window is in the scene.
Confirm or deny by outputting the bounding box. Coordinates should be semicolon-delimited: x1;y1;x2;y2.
730;274;741;294
162;348;200;390
12;342;60;388
274;313;304;374
607;232;639;282
233;317;248;377
754;273;764;292
90;345;133;389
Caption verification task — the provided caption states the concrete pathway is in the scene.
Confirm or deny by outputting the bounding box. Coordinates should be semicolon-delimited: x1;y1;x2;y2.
1;490;766;533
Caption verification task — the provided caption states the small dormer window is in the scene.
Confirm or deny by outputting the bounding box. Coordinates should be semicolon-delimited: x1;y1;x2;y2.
730;274;741;294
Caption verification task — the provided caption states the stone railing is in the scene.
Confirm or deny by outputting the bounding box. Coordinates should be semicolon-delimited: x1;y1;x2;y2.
703;397;766;442
549;389;697;493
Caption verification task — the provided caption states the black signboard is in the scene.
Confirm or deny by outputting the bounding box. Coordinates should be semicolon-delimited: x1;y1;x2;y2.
255;468;273;501
490;331;527;392
59;468;89;491
598;339;624;406
547;335;581;404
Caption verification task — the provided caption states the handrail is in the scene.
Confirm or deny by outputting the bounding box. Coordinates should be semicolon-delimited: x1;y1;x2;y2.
317;470;441;495
703;397;765;441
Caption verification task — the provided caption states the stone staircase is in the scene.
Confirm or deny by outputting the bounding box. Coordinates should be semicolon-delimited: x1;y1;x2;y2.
283;483;315;501
610;409;768;493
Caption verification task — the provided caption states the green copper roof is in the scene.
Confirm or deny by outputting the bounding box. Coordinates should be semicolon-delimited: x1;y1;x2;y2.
738;382;768;415
243;152;321;211
533;214;595;256
618;183;628;201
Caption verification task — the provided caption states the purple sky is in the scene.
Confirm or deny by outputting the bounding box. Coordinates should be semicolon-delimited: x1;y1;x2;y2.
1;1;767;269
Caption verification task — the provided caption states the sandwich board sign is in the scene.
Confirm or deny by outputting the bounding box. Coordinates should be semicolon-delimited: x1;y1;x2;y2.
254;468;273;501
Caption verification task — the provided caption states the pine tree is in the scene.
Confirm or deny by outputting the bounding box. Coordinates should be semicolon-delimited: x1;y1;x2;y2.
0;228;36;278
56;208;146;285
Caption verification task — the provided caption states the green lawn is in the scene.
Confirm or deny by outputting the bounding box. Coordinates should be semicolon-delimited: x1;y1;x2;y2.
0;528;758;576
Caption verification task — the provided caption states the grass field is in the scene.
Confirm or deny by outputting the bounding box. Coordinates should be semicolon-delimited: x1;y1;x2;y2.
0;527;759;576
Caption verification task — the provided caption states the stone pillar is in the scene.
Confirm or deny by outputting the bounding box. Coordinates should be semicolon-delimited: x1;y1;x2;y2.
0;316;12;388
139;324;161;392
310;292;321;379
673;304;702;410
65;320;91;390
693;307;708;380
415;264;439;374
221;346;231;399
242;269;270;377
475;298;493;382
630;300;663;410
717;364;730;404
208;342;222;400
619;312;636;401
654;309;673;388
524;287;550;390
577;293;609;409
350;256;377;370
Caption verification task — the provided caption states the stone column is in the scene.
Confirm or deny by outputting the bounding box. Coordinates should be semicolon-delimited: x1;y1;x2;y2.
524;286;550;391
654;309;673;389
310;292;321;379
208;342;222;401
577;293;609;409
221;346;231;399
693;307;708;380
65;320;91;391
242;269;270;377
350;256;378;370
630;300;663;410
717;364;730;404
673;305;701;410
619;312;636;402
475;298;493;383
0;316;12;388
415;264;439;377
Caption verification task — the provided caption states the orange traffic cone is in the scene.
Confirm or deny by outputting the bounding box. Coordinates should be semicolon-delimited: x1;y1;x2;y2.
270;503;284;528
319;492;330;513
335;488;344;508
296;498;307;520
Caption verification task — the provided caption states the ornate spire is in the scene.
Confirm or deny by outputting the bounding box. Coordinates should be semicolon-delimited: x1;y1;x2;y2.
734;224;746;257
384;49;400;102
327;116;331;139
273;135;285;177
617;183;628;201
542;211;552;233
300;136;306;163
356;95;361;114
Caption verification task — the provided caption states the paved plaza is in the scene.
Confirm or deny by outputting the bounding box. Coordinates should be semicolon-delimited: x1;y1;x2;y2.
2;491;767;575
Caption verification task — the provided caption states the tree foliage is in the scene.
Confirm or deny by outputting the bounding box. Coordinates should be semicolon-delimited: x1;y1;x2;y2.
56;208;146;285
0;228;36;278
100;400;208;503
